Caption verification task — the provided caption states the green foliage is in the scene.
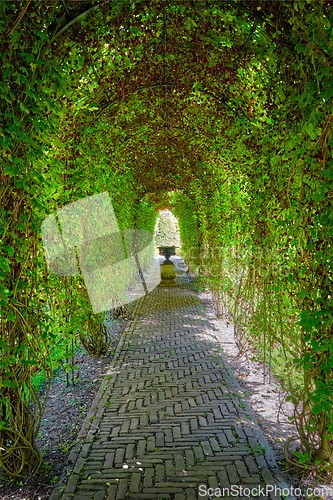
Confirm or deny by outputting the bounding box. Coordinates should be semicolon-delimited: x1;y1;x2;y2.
172;193;199;267
154;210;179;247
0;0;333;482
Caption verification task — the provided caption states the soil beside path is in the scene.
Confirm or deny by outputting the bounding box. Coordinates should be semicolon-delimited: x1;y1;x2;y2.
0;316;130;500
198;289;333;500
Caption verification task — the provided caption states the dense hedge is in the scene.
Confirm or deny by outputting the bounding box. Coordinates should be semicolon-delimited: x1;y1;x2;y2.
1;0;333;481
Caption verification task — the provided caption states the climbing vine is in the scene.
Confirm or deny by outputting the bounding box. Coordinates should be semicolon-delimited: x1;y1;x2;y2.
0;0;333;483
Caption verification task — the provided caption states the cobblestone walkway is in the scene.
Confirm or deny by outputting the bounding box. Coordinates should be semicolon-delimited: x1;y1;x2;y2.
51;257;292;500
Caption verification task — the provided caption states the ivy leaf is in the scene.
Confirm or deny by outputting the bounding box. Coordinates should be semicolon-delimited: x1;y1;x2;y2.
19;101;29;114
0;257;10;274
7;311;16;322
2;379;13;388
311;339;319;351
5;245;14;257
311;404;321;415
21;360;38;366
3;163;18;177
322;401;331;411
324;169;333;180
38;31;49;40
130;26;142;35
0;421;8;431
305;123;313;135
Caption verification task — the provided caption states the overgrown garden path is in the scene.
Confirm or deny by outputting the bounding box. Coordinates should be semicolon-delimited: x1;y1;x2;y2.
50;258;291;500
2;0;333;485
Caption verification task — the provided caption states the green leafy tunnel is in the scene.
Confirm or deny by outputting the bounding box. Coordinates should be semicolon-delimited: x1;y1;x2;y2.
1;0;333;481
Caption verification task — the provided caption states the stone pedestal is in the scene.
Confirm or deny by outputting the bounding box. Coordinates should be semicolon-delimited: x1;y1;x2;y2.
158;247;177;287
160;259;177;287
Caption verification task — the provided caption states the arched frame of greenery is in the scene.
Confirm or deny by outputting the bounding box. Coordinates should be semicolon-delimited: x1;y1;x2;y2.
0;0;332;481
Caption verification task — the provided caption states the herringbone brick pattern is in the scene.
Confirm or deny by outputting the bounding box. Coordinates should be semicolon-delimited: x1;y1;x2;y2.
55;258;290;500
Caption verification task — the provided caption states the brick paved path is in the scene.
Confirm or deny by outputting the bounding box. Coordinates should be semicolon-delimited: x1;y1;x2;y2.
51;257;292;500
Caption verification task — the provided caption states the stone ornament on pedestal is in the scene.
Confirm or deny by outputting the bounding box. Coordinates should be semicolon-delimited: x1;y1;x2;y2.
158;246;177;287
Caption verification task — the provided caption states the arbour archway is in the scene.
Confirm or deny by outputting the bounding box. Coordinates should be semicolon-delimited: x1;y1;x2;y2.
1;0;333;482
